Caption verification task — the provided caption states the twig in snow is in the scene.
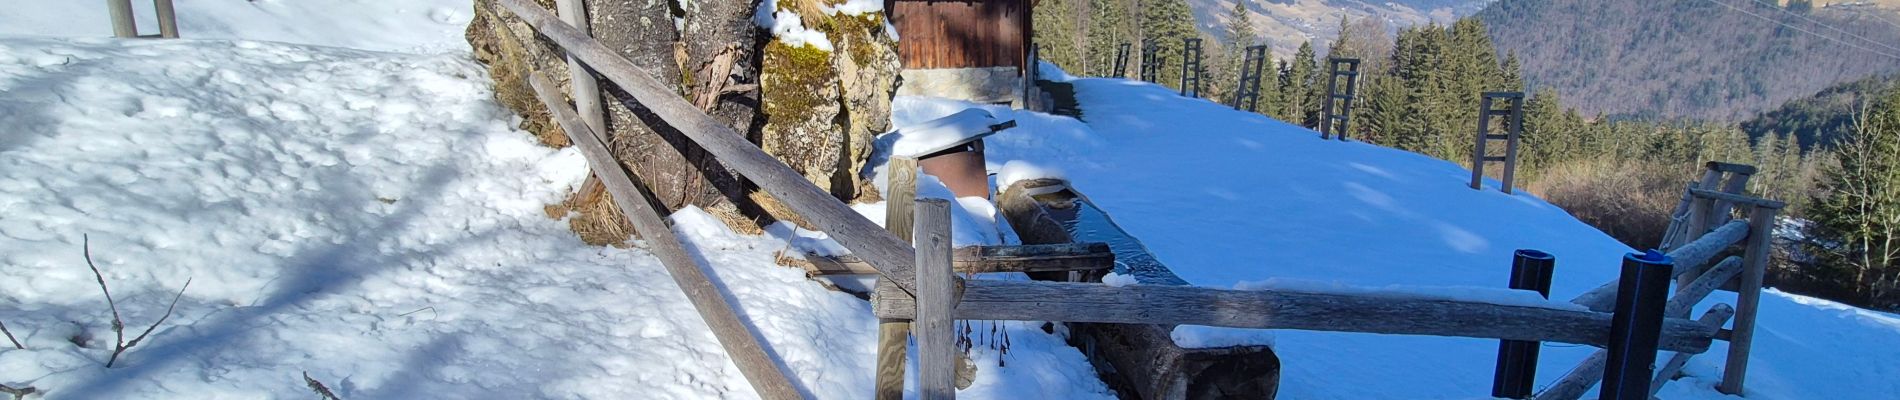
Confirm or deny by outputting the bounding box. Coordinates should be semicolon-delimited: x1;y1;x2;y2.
85;235;193;367
303;371;343;400
0;383;36;400
0;320;21;349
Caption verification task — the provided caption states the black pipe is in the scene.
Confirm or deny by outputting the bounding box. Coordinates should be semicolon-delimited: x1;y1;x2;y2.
1601;250;1675;400
1493;249;1556;399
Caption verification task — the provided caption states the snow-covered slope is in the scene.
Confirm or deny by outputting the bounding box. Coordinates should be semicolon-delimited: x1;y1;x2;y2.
0;38;1111;399
891;70;1900;399
1;0;474;53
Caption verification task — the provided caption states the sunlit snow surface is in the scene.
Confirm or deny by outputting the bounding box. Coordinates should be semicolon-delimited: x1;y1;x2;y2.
0;38;1110;399
891;64;1900;399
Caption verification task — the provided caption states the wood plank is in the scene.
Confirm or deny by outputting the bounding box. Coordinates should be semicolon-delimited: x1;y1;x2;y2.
1650;304;1737;397
874;279;1718;353
914;199;958;400
875;156;919;400
528;73;804;400
154;0;179;38
108;0;136;38
501;0;926;293
1571;219;1750;312
1667;256;1744;317
1688;188;1788;209
1720;206;1778;395
554;0;605;138
797;243;1115;276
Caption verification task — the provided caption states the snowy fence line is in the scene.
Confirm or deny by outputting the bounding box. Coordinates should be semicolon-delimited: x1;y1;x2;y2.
107;0;178;39
1538;188;1783;400
500;0;1781;397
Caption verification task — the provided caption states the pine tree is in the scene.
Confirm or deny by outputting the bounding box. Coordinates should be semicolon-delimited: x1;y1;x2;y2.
1086;0;1134;77
1140;0;1198;90
1287;41;1320;127
1215;0;1258;106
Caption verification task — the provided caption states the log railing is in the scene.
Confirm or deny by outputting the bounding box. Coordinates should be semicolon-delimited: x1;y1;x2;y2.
1538;185;1783;400
498;1;1776;397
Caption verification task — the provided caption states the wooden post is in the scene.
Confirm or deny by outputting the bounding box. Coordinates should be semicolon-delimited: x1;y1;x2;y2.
154;0;179;38
1470;95;1495;190
1500;95;1524;194
1719;204;1779;395
1649;304;1735;397
875;157;918;400
1600;251;1674;400
527;73;804;400
108;0;137;38
554;0;605;136
914;198;958;400
1494;249;1555;399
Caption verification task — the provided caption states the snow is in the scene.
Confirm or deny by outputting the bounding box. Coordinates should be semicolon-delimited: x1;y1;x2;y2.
886;72;1900;398
753;0;835;52
882;108;1005;158
0;37;1111;399
823;0;886;16
0;0;474;54
995;160;1065;191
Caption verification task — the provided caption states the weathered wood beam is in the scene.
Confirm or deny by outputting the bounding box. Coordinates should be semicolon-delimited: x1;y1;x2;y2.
914;198;958;400
796;243;1114;276
529;73;804;400
1688;188;1787;209
1667;256;1743;317
1720;205;1779;395
875;157;918;400
1572;219;1750;312
1650;304;1736;397
874;279;1718;353
500;0;924;292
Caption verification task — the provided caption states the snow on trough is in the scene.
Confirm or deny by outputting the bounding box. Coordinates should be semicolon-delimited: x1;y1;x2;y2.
0;37;1110;399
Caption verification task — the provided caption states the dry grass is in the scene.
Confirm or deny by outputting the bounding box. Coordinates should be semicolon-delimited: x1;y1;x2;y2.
1525;158;1690;250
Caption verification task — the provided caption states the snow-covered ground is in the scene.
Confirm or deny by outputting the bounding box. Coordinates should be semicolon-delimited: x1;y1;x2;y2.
0;0;475;53
882;67;1900;399
4;2;1897;399
0;25;1107;400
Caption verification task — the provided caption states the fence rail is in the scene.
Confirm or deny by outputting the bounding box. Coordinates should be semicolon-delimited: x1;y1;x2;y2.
497;1;1779;397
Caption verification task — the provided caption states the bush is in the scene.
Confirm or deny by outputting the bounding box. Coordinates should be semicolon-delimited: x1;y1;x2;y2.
1526;157;1688;250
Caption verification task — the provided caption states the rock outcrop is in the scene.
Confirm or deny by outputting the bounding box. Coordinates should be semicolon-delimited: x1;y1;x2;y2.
466;0;900;242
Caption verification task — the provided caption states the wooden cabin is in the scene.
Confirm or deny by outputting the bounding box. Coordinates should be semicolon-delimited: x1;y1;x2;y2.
886;0;1035;105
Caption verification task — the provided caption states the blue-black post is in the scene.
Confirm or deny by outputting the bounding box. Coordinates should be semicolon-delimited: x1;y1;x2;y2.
1493;249;1555;399
1600;250;1674;400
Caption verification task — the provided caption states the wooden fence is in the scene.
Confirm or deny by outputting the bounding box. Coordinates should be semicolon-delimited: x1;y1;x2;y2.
108;0;179;39
496;1;1780;397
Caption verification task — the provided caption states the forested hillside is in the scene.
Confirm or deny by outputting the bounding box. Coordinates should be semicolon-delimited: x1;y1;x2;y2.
1742;74;1900;150
1478;0;1900;121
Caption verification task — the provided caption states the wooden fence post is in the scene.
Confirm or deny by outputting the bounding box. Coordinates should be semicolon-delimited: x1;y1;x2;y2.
875;157;919;400
1600;251;1674;400
1719;204;1779;395
1494;249;1555;399
108;0;137;38
154;0;179;38
554;0;605;136
914;198;958;400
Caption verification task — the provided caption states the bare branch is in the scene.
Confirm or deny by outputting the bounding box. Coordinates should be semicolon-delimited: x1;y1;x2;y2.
83;235;126;354
107;278;191;368
86;235;194;368
0;320;20;349
0;383;36;400
304;371;343;400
